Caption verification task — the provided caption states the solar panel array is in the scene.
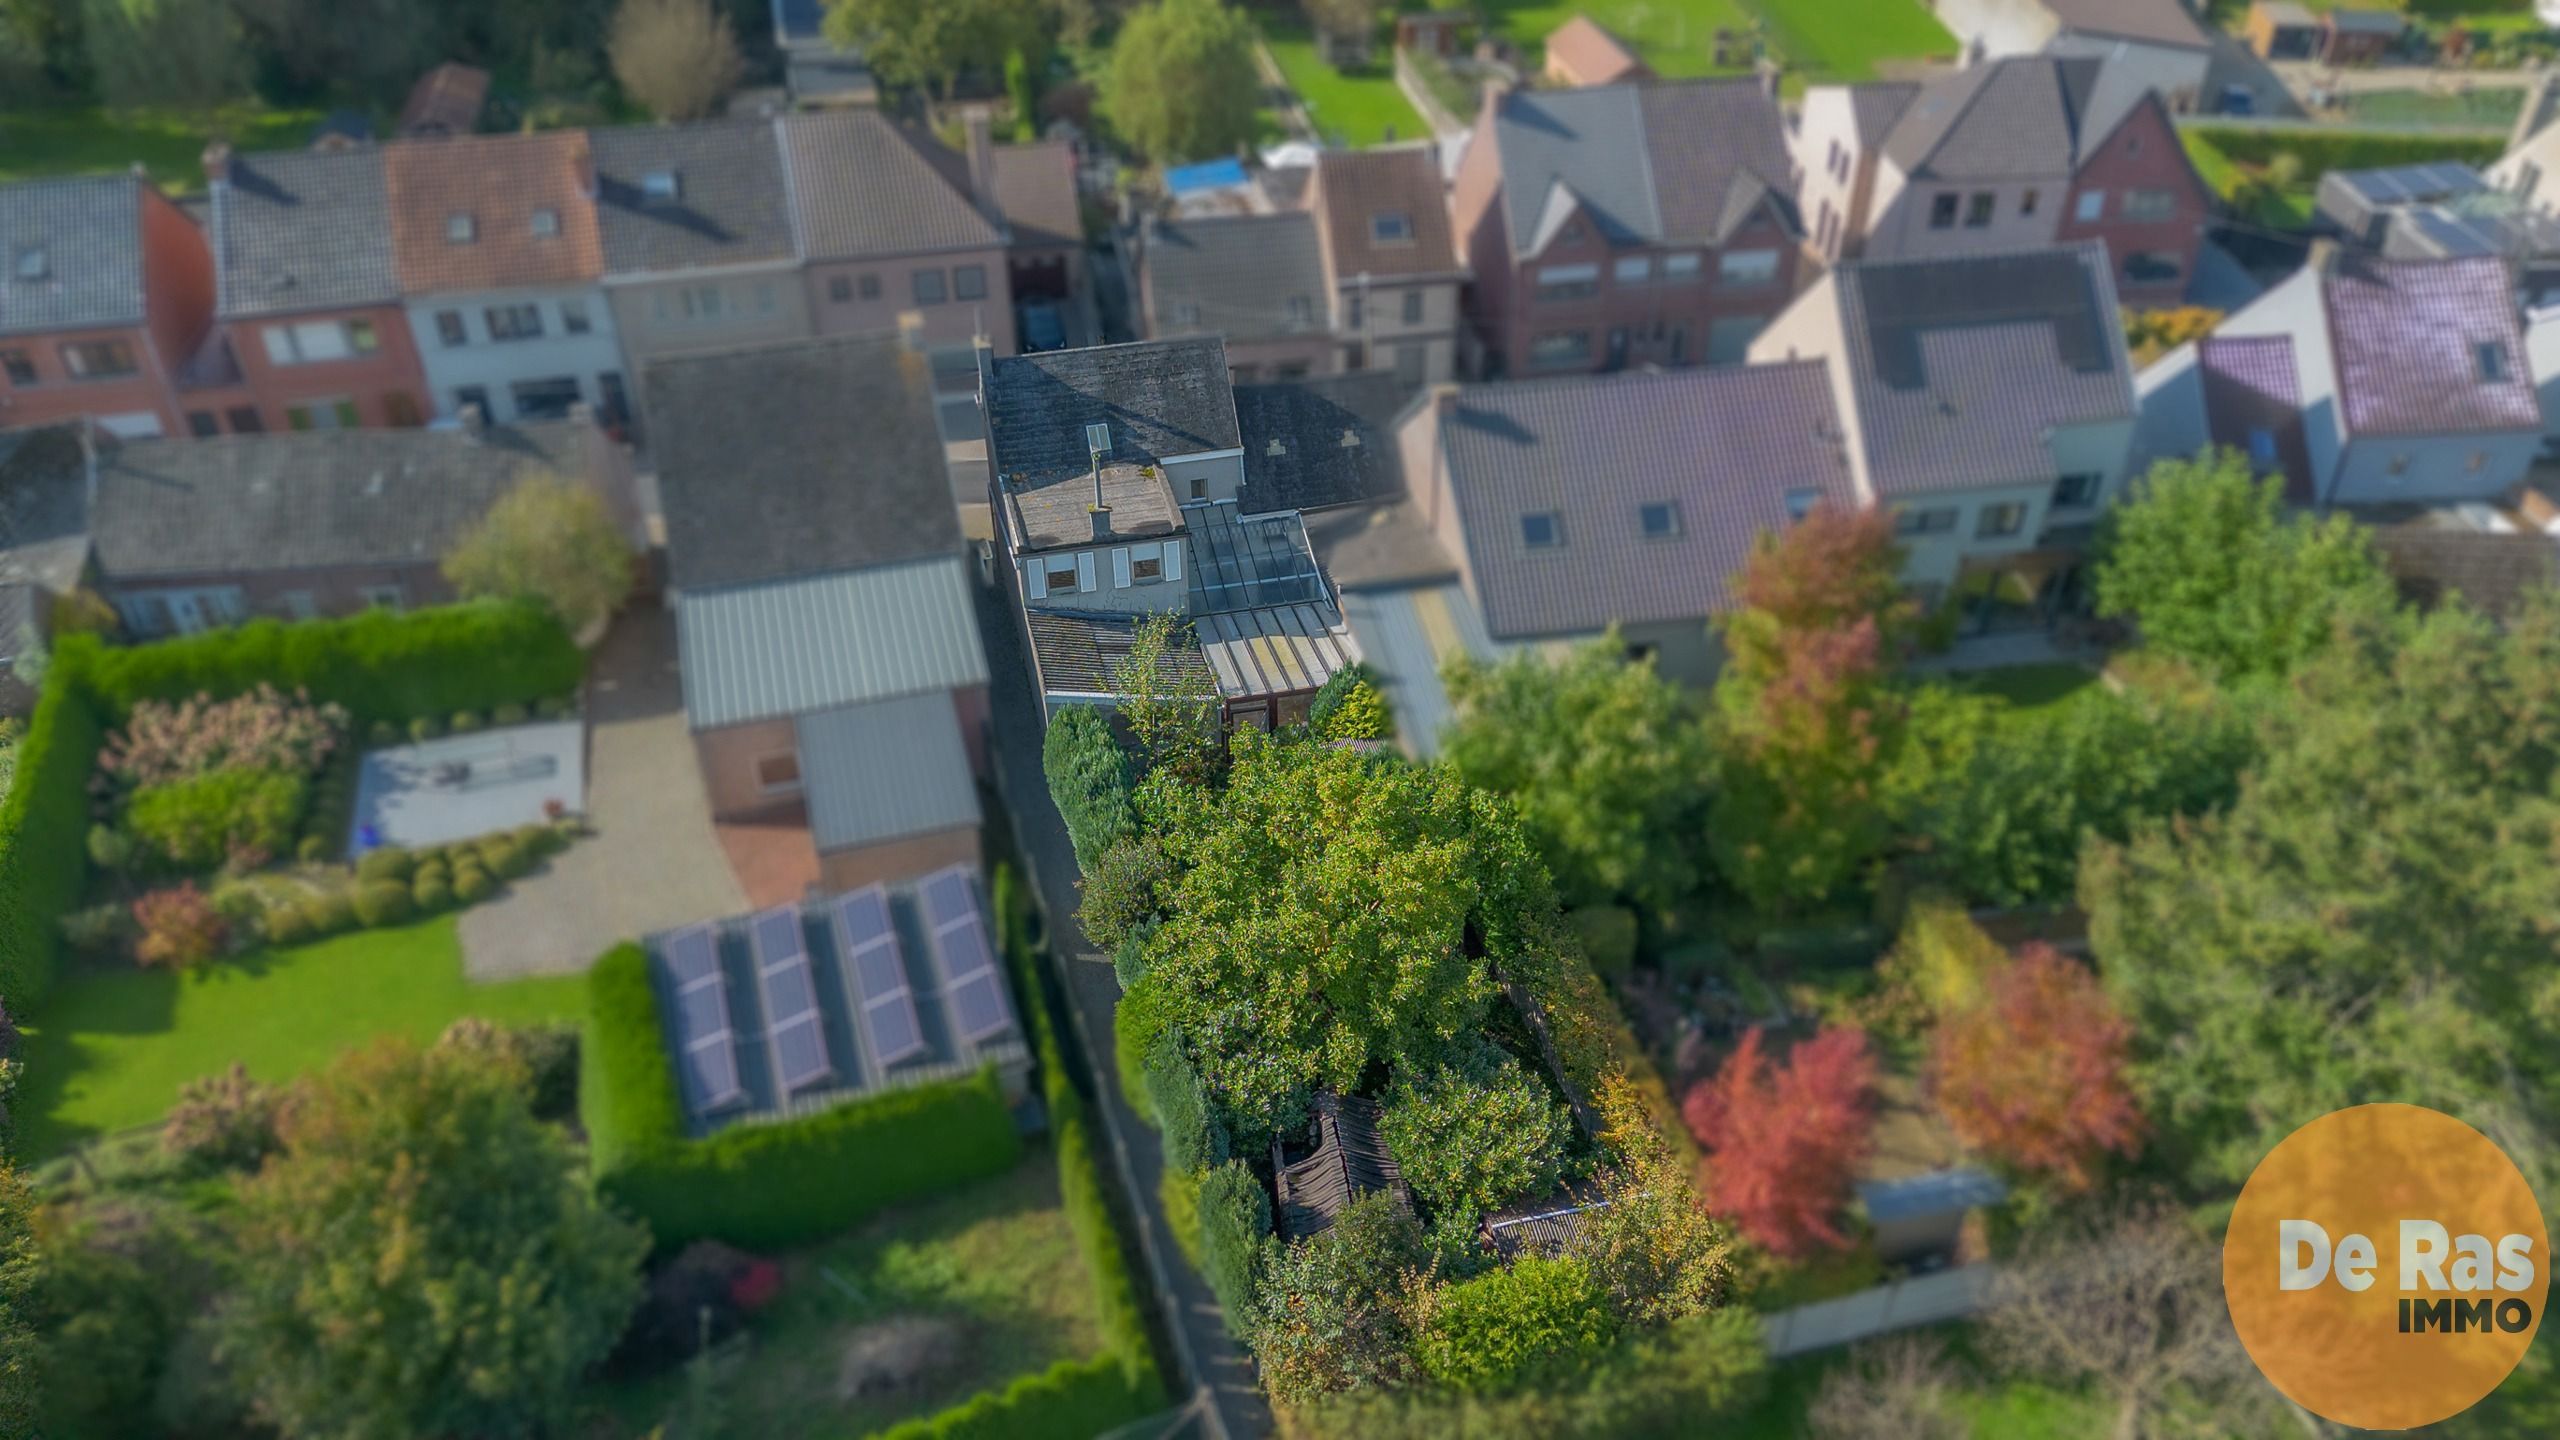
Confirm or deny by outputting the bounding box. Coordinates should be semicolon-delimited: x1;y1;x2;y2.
920;866;1013;1044
662;924;746;1113
831;886;929;1068
750;905;835;1094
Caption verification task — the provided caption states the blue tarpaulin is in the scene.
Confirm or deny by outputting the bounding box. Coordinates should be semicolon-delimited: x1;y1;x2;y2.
1164;157;1250;195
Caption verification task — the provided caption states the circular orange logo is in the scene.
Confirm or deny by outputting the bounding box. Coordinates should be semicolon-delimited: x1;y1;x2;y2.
2224;1104;2547;1430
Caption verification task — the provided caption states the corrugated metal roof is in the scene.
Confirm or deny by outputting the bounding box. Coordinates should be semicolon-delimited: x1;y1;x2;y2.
795;692;984;853
1194;603;1360;700
678;556;991;730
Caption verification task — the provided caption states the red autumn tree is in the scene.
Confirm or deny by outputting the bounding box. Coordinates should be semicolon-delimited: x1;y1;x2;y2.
1683;1024;1880;1258
1928;944;2143;1191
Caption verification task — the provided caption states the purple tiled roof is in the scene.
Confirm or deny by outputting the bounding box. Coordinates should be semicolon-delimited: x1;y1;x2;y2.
2324;254;2541;437
1434;362;1858;639
2198;336;2313;501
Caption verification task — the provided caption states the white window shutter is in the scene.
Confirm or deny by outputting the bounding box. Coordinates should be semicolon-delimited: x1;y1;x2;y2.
1076;552;1096;593
1112;547;1132;588
1163;541;1184;583
1026;560;1047;600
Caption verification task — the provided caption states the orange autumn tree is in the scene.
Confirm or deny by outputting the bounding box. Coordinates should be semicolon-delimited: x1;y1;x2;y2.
1682;1025;1880;1258
1928;943;2143;1191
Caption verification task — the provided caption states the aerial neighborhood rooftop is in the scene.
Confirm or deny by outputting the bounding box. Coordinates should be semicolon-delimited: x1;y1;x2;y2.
8;0;2560;1434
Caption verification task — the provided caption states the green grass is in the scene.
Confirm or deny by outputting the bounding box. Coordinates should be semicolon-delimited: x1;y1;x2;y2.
17;915;584;1158
1752;0;1957;81
590;1155;1104;1438
0;103;326;189
1726;1345;2112;1439
2338;87;2526;130
1261;18;1429;146
2180;129;2318;229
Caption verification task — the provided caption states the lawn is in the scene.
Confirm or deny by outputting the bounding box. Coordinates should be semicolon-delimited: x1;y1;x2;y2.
2338;86;2525;130
0;103;325;189
1752;0;1957;82
1261;17;1429;146
591;1155;1104;1438
1727;1343;2111;1438
16;914;585;1159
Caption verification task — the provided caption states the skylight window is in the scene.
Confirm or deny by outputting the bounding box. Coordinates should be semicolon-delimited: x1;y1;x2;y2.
1639;502;1682;539
2477;341;2510;383
1372;212;1413;243
530;207;561;238
1521;512;1563;550
1785;487;1821;521
1085;422;1112;457
446;213;477;244
642;170;681;201
11;247;44;282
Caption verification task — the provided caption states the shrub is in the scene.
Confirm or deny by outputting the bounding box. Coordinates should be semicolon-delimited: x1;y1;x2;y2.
1042;706;1135;871
301;889;355;938
1113;976;1171;1126
128;768;308;871
95;683;345;790
2182;123;2504;177
60;901;138;955
412;872;453;912
413;855;450;886
492;702;529;727
1111;927;1148;993
354;846;413;884
1310;664;1392;741
871;1356;1162;1440
209;881;268;938
1565;905;1637;978
351;880;414;928
0;661;104;1004
513;821;559;855
1416;1255;1619;1392
1379;1041;1572;1226
162;1062;287;1172
133;884;228;968
480;838;530;880
450;710;485;734
1250;1192;1431;1402
263;904;314;946
409;715;445;743
535;695;573;721
1076;836;1168;952
1143;1029;1225;1172
295;835;330;864
367;719;400;747
453;865;495;904
438;1017;579;1121
86;823;135;872
1197;1159;1271;1327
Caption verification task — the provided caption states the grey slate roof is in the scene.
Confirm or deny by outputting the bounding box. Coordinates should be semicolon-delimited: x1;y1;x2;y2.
987;337;1242;490
2374;527;2560;618
1234;371;1415;513
676;556;991;729
1848;83;1923;147
2199;335;2312;500
2041;0;2209;49
1881;56;2150;183
1143;212;1330;344
2323;253;2541;437
87;423;592;580
0;425;95;597
647;334;959;593
778;109;1001;260
211;149;400;317
1829;244;2135;497
1434;361;1859;639
0;176;144;336
1024;609;1216;697
1489;78;1796;260
989;141;1082;250
593;121;798;276
795;691;983;852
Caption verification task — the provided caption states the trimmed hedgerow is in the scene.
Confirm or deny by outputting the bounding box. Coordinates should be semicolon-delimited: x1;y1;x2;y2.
2182;124;2504;177
0;666;103;1004
1196;1159;1270;1332
870;1355;1162;1440
580;943;685;1177
1143;1030;1226;1173
1041;706;1135;872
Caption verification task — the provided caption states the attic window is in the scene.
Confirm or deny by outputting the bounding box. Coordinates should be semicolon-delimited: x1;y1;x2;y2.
1286;295;1314;326
2477;341;2510;383
11;247;44;281
1372;212;1413;243
1639;501;1682;539
446;213;477;243
1085;422;1112;457
642;170;680;201
1174;302;1201;327
530;207;561;238
1785;487;1821;521
1520;512;1563;549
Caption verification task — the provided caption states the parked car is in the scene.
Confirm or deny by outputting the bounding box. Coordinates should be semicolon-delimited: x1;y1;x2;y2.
1019;301;1066;352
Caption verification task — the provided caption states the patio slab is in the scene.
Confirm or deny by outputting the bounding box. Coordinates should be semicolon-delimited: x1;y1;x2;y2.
351;722;585;853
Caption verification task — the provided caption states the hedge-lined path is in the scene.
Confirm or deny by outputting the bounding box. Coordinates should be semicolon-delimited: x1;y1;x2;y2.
460;607;743;979
974;581;1274;1440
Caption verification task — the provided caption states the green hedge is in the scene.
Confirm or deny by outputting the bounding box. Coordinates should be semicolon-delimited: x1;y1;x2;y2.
2183;124;2506;176
580;944;1021;1251
1041;707;1135;872
68;599;580;725
1196;1160;1269;1331
0;664;103;1006
868;1355;1161;1440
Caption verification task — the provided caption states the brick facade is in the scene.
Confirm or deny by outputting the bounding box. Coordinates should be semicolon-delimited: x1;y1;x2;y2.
2054;99;2212;307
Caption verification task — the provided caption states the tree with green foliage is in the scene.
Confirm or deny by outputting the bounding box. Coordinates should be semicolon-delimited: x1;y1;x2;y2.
34;1194;231;1438
0;1162;38;1439
81;0;246;113
1441;640;1709;916
1112;609;1222;783
1043;704;1136;870
1415;1254;1618;1392
1711;505;1916;913
1571;1077;1735;1328
441;473;634;637
1249;1191;1431;1403
217;1039;647;1439
607;0;743;121
2095;449;2397;681
230;0;436;99
824;0;1037;99
1140;735;1556;1138
1309;662;1393;742
2084;595;2560;1195
1076;832;1168;951
1378;1039;1572;1227
1102;0;1261;163
1196;1158;1271;1325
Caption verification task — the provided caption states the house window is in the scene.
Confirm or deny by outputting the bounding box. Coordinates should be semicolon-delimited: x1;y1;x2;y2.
1975;502;2028;538
2075;189;2105;222
1275;361;1311;379
529;207;561;238
264;320;354;365
1535;263;1599;301
226;405;264;433
285;397;359;430
1190;474;1209;500
828;275;853;303
1964;192;1995;228
2478;341;2511;382
1896;506;1958;535
1638;501;1681;539
360;584;404;611
1372;212;1412;243
560;297;593;334
12;247;44;281
1346;293;1364;329
1614;256;1652;285
2020;187;2040;217
436;310;467;347
446;213;476;243
2124;252;2184;285
2388;454;2412;476
1401;289;1423;324
1520;511;1563;549
955;264;988;301
2052;472;2103;508
913;269;947;304
485;303;544;340
2123;189;2177;221
1286;295;1314;326
642;169;680;201
597;372;626;423
186;411;220;438
1786;487;1821;521
0;350;32;386
755;751;802;795
1662;252;1702;282
510;376;583;419
452;384;491;418
280;591;318;620
1826;139;1844;176
348;318;378;353
1043;556;1078;592
59;340;137;378
1719;249;1780;287
753;282;775;314
385;391;422;426
1528;330;1590;369
1930;193;1959;229
1173;301;1201;326
859;273;881;300
1132;551;1164;583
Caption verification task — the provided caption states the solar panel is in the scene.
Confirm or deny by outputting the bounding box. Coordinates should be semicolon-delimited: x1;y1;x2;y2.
832;886;928;1067
749;905;835;1093
660;926;744;1113
920;866;1013;1044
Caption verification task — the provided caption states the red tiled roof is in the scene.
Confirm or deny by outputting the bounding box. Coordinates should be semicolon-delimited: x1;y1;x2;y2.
1544;15;1649;86
384;131;603;294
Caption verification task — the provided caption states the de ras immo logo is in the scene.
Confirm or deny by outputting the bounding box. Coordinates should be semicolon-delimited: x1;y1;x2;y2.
2223;1104;2549;1431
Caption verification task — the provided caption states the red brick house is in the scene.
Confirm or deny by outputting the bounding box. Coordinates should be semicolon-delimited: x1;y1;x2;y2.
0;172;221;439
1451;77;1802;377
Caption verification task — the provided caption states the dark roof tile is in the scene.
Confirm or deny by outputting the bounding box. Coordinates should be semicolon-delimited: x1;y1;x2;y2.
2323;253;2542;437
1234;370;1414;512
1143;212;1329;344
0;176;144;335
592;121;798;275
779;109;1000;259
1312;145;1458;280
988;337;1242;490
211;149;399;317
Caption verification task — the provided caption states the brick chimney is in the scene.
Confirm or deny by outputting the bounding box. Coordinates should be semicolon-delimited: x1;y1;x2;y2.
964;106;997;213
201;140;233;189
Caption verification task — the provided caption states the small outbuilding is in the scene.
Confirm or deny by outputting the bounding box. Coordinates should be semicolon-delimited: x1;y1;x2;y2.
1274;1093;1409;1240
2320;8;2406;66
2243;1;2321;61
1857;1168;2008;1266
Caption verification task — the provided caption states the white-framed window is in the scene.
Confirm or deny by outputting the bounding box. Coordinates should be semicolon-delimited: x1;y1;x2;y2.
361;584;404;612
642;169;680;201
446;213;476;243
1535;263;1599;301
2122;189;2177;221
754;750;802;796
485;303;544;341
1044;556;1079;592
1975;502;2028;539
954;265;988;301
1638;501;1681;539
436;310;467;347
1528;330;1590;368
1401;289;1423;324
1718;249;1780;287
2052;473;2104;509
1520;511;1564;549
560;297;592;334
530;207;561;238
1613;256;1652;285
2075;189;2106;222
1896;506;1959;535
263;319;373;365
1662;252;1702;282
1372;212;1412;243
280;591;318;620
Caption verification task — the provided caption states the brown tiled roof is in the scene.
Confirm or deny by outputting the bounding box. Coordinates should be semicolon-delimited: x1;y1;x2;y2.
990;141;1082;250
2041;0;2209;49
1274;1093;1408;1240
1544;15;1649;86
384;131;603;294
1311;146;1458;281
